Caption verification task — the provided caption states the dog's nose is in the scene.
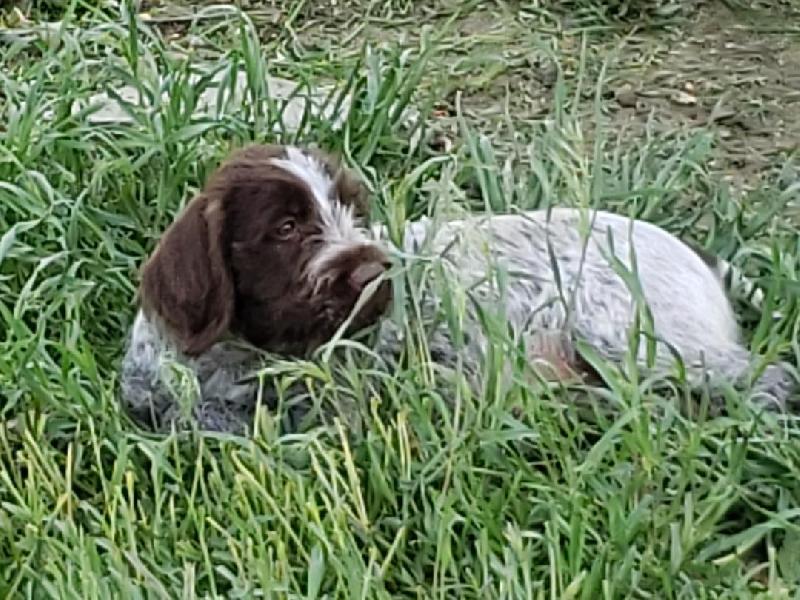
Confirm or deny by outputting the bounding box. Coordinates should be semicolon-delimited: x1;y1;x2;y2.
348;261;388;292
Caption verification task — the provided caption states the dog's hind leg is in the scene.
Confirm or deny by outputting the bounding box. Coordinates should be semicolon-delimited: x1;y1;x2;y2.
573;323;797;412
522;329;601;385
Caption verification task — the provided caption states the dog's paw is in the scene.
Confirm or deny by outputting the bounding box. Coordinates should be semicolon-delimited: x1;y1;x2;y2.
750;362;798;413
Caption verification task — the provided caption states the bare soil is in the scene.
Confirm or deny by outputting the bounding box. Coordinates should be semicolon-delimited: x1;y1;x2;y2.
280;0;800;191
17;0;798;190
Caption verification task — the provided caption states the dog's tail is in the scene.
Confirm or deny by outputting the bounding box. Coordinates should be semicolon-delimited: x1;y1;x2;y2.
687;241;779;316
714;258;767;309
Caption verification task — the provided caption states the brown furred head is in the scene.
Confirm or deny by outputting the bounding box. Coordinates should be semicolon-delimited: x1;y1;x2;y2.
139;143;392;357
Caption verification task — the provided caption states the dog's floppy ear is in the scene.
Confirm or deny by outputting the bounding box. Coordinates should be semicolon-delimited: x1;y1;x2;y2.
335;167;369;215
139;194;234;356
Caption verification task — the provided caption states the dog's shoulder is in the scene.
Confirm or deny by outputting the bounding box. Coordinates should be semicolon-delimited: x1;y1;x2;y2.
119;309;262;430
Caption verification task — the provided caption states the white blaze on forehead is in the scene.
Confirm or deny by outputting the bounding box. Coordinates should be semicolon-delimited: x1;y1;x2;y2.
269;146;366;245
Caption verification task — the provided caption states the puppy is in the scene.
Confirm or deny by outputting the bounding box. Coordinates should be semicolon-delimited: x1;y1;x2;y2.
120;143;796;434
120;144;392;433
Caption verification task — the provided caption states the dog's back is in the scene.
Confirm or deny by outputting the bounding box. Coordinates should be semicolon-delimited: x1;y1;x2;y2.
381;208;794;409
393;208;739;347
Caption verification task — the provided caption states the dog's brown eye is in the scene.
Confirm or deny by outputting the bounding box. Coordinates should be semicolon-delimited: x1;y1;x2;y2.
277;219;296;238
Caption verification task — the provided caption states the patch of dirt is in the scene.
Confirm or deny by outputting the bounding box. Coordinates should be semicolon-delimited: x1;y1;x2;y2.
274;0;800;191
605;2;800;189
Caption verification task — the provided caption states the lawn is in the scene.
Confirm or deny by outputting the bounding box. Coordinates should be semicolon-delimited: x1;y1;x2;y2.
1;0;800;597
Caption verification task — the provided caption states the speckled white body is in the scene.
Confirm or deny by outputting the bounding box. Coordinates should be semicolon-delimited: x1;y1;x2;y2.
380;208;744;368
393;208;793;406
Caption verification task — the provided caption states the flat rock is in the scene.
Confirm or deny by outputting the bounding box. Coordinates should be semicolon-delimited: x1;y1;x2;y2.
43;68;351;131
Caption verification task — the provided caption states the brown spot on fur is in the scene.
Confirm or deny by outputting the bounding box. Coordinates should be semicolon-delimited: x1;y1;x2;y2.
334;168;369;215
524;330;603;386
308;147;370;215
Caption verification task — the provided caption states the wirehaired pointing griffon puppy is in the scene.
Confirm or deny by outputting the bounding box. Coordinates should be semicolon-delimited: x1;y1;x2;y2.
121;144;392;432
120;143;796;433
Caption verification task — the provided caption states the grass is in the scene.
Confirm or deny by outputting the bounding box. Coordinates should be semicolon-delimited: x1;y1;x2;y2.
1;0;800;598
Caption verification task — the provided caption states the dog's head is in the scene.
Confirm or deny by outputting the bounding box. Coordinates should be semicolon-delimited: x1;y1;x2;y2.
138;144;392;357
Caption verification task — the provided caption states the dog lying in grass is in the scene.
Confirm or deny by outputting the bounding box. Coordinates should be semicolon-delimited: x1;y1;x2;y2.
119;143;797;433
